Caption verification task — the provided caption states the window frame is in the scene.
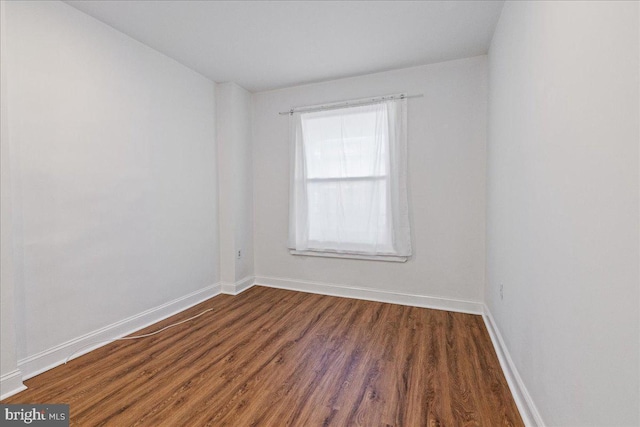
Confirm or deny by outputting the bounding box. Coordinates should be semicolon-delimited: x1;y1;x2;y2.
288;95;411;262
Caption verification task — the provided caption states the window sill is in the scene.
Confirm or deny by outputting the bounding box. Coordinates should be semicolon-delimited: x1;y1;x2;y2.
289;249;408;263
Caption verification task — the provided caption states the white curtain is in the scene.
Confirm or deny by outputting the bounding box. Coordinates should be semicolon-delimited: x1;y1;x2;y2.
288;97;411;260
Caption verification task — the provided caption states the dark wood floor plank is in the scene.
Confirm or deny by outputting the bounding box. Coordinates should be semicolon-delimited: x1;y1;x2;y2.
3;286;524;426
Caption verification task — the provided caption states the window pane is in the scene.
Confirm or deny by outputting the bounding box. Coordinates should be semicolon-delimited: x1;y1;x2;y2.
301;104;388;179
306;179;391;251
290;97;411;258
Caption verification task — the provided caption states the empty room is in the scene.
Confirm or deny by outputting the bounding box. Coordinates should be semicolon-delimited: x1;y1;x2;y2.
1;1;638;426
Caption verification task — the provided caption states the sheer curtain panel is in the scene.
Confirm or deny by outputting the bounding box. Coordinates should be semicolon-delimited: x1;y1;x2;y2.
288;96;411;261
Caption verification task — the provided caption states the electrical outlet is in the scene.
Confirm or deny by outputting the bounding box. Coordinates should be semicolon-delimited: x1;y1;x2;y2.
500;284;504;300
237;250;242;259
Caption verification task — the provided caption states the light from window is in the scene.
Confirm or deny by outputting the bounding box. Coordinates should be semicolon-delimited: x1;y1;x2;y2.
289;96;411;261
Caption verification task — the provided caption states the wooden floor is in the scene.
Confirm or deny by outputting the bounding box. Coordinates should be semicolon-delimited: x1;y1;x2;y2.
4;286;523;426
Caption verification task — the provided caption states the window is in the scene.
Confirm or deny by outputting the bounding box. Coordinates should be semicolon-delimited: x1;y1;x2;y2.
288;96;411;261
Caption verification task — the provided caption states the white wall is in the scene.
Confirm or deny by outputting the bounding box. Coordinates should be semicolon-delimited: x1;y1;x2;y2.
4;0;218;363
252;57;487;303
486;1;639;426
0;0;23;398
216;82;254;285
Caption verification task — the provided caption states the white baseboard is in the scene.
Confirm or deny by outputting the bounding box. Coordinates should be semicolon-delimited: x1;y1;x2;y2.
483;306;545;427
0;370;27;400
17;283;222;382
254;275;484;315
221;276;255;296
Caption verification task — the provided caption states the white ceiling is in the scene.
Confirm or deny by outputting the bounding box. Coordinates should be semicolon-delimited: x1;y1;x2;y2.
65;1;504;92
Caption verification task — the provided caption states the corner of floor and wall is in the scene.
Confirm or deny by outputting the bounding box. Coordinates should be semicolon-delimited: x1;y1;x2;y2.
1;1;639;427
